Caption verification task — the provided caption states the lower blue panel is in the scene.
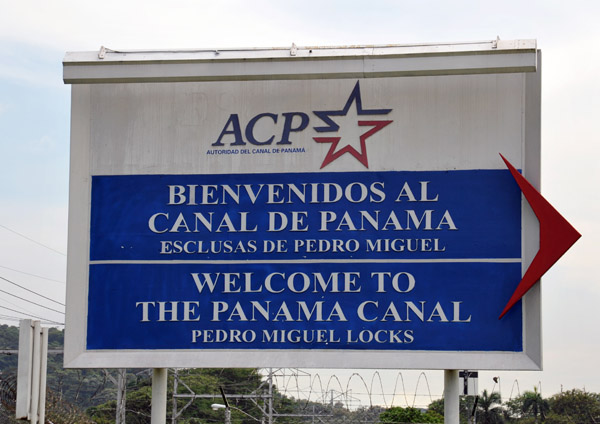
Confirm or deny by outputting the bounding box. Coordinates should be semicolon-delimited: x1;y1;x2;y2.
87;262;522;352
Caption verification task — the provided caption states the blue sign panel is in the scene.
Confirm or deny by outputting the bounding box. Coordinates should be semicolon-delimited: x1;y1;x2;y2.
87;262;522;351
90;170;520;261
87;170;522;352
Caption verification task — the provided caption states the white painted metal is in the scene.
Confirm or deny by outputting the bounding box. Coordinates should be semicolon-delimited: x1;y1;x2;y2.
16;320;33;419
66;39;536;63
30;321;41;424
523;52;543;366
63;40;536;83
444;370;460;424
38;328;48;424
151;368;168;424
64;350;541;370
63;40;542;371
16;321;50;424
81;74;525;176
64;86;91;369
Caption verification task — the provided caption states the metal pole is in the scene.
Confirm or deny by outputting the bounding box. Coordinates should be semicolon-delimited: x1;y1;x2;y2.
16;319;33;420
37;327;48;424
225;408;232;424
172;369;178;424
470;396;479;424
151;368;168;424
263;389;268;424
30;321;42;424
444;370;460;424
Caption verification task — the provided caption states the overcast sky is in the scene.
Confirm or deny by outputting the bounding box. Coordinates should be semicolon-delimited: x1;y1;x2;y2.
0;0;598;408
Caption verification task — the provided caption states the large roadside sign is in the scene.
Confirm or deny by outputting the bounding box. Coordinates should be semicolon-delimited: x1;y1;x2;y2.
64;40;553;370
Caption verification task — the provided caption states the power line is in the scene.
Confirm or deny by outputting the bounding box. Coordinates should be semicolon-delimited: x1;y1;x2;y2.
0;286;64;315
0;264;65;284
0;315;63;326
0;304;63;325
0;314;61;325
0;275;65;306
0;224;66;256
0;294;50;321
0;314;24;323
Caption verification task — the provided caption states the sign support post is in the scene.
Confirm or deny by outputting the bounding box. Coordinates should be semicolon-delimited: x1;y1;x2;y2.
151;368;168;424
444;370;459;424
16;320;48;424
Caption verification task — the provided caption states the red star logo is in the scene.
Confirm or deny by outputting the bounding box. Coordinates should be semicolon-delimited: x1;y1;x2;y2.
312;81;393;169
314;121;392;168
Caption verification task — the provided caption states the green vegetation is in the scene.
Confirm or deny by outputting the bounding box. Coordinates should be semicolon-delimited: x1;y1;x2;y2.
423;387;600;424
87;368;265;424
380;406;443;423
1;324;599;423
476;389;504;424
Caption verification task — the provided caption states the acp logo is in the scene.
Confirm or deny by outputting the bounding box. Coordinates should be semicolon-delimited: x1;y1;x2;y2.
212;81;393;168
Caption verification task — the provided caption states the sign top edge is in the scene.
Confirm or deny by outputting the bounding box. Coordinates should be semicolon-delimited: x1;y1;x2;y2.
63;39;537;65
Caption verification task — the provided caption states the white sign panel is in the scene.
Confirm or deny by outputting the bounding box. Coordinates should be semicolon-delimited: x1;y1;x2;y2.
63;41;542;370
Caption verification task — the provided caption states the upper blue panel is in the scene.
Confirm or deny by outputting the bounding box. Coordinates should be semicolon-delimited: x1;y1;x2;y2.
90;170;521;261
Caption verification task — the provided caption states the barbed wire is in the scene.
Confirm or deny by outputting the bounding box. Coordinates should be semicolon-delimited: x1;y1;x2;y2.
267;369;438;410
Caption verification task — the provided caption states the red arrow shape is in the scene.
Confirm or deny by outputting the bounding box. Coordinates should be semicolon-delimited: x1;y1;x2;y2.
499;154;581;319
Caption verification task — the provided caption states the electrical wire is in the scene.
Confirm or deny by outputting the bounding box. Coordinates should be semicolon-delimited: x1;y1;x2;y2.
0;224;66;256
0;264;65;284
0;314;59;326
0;294;49;320
0;275;65;306
0;304;63;325
0;286;64;314
0;314;24;323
